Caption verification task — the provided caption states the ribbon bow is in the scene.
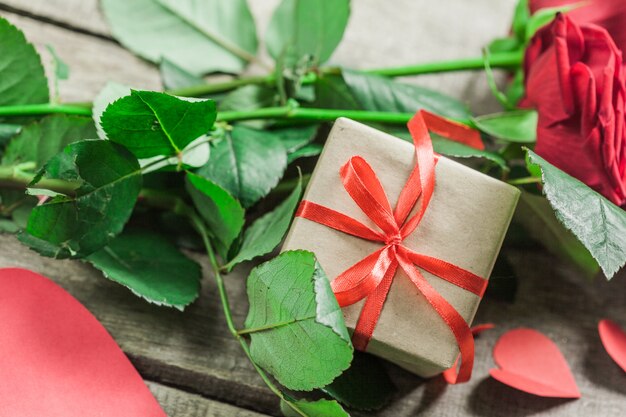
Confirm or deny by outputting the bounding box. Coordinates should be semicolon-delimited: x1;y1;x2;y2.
296;110;487;384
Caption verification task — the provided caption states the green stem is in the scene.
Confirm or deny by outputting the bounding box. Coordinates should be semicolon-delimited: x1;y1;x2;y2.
0;103;91;117
362;50;523;77
237;317;314;336
0;103;466;126
218;105;461;125
507;176;541;185
0;52;524;117
155;1;270;71
163;51;523;98
194;220;309;416
0;166;194;217
168;74;276;97
0;165;78;194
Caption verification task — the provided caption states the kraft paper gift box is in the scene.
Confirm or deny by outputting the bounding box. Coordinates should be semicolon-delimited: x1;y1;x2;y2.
282;117;520;377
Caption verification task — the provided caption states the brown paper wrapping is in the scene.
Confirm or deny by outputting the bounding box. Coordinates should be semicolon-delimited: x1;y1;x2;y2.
282;118;520;377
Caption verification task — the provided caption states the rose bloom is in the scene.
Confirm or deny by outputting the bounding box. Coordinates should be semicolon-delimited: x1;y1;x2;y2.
521;14;626;206
530;0;626;57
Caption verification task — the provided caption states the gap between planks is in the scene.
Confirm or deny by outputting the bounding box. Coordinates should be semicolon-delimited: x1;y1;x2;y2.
0;1;113;41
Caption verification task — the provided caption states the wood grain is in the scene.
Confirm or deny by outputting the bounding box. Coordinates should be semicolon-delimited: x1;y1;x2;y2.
147;382;269;417
2;11;160;102
0;0;517;113
2;233;626;417
0;235;279;414
2;1;626;416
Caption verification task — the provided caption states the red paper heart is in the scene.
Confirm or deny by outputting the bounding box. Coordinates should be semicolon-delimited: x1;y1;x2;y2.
489;328;581;398
0;268;167;416
599;319;626;372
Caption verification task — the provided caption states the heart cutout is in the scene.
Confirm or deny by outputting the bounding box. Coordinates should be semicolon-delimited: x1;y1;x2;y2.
489;328;580;398
0;268;167;416
598;319;626;372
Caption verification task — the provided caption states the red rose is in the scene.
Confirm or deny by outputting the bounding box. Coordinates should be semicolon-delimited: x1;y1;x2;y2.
529;0;626;58
522;14;626;206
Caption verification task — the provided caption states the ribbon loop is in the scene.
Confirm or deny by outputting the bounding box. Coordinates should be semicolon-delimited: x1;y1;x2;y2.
296;111;485;384
340;156;399;236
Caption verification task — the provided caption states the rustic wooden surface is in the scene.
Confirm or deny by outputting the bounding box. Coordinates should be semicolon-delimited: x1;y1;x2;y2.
1;1;625;416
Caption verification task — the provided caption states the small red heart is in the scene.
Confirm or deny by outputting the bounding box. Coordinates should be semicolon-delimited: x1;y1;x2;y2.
598;319;626;372
489;328;580;398
0;268;167;416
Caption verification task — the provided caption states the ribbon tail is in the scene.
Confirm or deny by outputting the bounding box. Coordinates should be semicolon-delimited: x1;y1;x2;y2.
400;248;488;297
396;252;475;384
352;259;398;351
420;110;485;150
296;200;385;242
332;247;393;307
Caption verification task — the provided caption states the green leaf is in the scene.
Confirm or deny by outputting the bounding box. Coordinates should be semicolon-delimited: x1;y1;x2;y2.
0;219;19;234
87;230;201;309
185;171;244;250
196;125;288;208
45;44;70;81
487;37;522;54
224;175;302;270
515;192;599;278
0;124;21;150
287;143;323;163
482;49;514;110
266;0;350;67
0;189;37;233
280;398;349;417
391;127;506;170
245;250;353;391
273;125;319;154
342;70;471;119
220;85;278;112
311;75;361;110
432;135;507;170
93;82;132;140
505;69;526;107
93;85;210;171
473;110;537;143
160;58;205;90
219;84;279;129
526;150;626;278
524;151;543;178
101;90;216;158
102;0;258;75
323;351;395;410
19;140;142;259
0;17;49;105
271;124;320;162
525;4;579;40
2;115;96;168
512;0;530;41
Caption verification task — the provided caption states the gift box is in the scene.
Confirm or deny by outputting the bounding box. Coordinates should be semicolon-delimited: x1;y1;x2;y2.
282;115;520;378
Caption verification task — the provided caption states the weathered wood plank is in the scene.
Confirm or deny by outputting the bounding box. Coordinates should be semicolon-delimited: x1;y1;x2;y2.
0;235;278;415
147;382;270;417
1;11;161;102
0;0;110;36
2;1;626;416
2;233;626;417
0;0;518;113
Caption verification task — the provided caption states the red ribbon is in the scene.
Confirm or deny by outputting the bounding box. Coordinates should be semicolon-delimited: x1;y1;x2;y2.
296;110;487;384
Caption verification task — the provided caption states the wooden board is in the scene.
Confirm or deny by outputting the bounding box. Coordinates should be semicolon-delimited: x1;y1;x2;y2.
1;1;626;416
1;0;515;112
2;235;626;417
0;11;160;102
148;382;269;417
